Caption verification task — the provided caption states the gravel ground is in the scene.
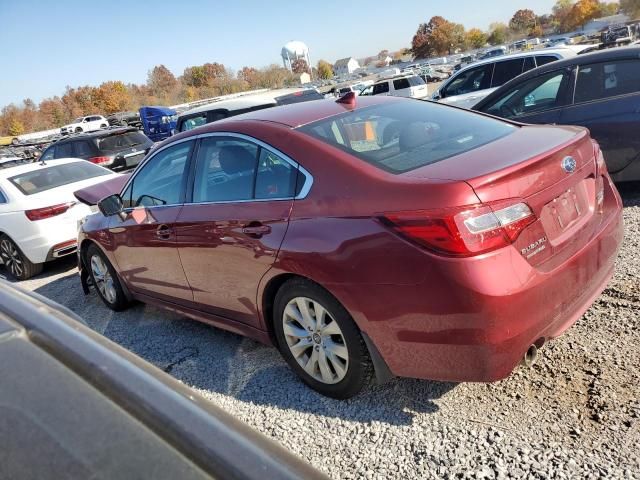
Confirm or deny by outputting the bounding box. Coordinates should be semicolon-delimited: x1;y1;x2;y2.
5;183;640;480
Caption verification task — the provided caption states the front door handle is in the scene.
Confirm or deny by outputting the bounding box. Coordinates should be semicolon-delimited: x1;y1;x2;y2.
156;224;172;240
242;223;271;237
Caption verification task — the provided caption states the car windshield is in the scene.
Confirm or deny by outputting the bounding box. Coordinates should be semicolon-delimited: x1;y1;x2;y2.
298;101;515;174
8;162;110;195
96;131;149;151
73;117;83;123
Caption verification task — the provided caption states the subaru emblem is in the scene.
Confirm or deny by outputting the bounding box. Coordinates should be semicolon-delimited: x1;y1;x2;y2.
561;156;576;173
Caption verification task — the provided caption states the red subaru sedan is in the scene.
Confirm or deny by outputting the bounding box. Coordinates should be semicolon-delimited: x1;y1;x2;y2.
76;95;623;399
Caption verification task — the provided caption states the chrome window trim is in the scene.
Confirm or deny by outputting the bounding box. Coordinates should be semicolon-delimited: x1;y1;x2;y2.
119;132;313;210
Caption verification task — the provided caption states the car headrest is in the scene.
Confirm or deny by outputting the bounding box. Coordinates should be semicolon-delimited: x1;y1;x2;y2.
219;146;256;175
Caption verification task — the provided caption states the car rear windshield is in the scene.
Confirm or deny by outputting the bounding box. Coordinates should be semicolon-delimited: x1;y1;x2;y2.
297;101;515;173
96;131;149;152
8;162;110;195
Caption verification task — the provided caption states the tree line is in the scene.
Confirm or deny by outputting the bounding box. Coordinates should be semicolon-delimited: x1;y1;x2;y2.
411;0;634;59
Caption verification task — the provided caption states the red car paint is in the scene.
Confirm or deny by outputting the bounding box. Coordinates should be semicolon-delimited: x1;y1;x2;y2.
78;96;623;382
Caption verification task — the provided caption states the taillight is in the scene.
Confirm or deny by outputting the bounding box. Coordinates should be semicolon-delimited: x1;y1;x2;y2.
380;201;535;257
25;202;75;221
89;156;111;164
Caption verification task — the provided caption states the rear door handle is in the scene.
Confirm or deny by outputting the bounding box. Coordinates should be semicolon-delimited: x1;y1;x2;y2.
242;224;271;237
156;224;173;240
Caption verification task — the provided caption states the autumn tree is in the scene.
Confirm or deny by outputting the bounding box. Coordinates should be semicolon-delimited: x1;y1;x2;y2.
465;28;487;49
487;22;510;45
95;81;130;114
377;49;390;59
411;16;466;58
291;58;310;74
8;119;25;136
316;60;333;79
620;0;640;17
566;0;602;30
509;9;536;33
147;65;177;99
237;66;258;84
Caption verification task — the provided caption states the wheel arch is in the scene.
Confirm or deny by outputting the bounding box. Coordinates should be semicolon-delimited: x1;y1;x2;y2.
80;238;133;301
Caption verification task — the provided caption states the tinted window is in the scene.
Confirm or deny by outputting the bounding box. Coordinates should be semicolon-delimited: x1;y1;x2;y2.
535;55;558;67
574;59;640;104
97;131;149;151
0;189;6;203
73;140;94;157
372;82;390;95
55;142;73;158
192;138;258;203
125;141;192;208
298;101;515;174
523;56;536;72
40;146;55;161
393;78;410;90
179;114;207;132
482;70;568;119
442;64;493;98
255;149;299;199
8;162;110;195
408;76;426;86
491;59;524;88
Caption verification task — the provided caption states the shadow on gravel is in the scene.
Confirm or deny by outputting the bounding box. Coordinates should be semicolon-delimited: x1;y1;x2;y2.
0;255;76;283
617;181;640;207
32;270;457;426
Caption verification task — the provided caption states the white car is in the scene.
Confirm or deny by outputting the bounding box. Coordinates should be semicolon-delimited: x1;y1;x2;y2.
360;75;429;99
431;48;580;109
60;115;109;135
0;158;118;280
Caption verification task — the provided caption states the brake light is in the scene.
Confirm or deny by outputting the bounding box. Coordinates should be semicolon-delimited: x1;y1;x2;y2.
89;156;111;164
380;201;535;257
25;202;75;221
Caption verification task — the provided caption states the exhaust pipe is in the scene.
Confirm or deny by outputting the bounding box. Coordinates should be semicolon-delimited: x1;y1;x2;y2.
522;344;538;368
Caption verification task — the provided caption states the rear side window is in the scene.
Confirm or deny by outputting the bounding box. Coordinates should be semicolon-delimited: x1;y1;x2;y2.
255;149;300;199
55;142;73;158
73;140;94;157
535;55;558;67
0;189;6;203
298;101;515;174
97;131;149;152
393;78;410;90
40;146;55;161
408;76;426;86
491;59;524;87
372;82;390;95
574;59;640;104
8;162;110;195
179;114;207;132
523;57;536;72
442;64;493;98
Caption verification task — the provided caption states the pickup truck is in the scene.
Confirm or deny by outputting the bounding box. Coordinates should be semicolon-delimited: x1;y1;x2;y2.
60;115;108;135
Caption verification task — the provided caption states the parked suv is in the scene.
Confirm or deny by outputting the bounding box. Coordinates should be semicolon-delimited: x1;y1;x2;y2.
40;128;153;171
432;48;579;109
60;115;109;135
360;75;429;99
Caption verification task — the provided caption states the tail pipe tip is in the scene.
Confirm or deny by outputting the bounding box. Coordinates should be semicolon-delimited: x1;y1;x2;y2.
523;344;539;368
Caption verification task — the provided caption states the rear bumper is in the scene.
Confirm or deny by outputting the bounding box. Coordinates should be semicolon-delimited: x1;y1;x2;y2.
335;179;624;383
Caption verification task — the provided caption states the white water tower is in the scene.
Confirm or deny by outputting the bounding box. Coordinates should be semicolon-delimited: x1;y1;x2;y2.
281;40;311;72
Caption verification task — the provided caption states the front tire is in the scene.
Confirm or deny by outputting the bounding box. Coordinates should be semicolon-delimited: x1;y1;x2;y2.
0;235;42;280
273;278;373;399
85;244;129;311
75;127;83;133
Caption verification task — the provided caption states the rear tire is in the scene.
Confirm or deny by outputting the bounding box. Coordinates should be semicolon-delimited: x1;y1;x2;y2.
0;235;43;280
100;123;108;129
85;244;129;311
273;278;373;399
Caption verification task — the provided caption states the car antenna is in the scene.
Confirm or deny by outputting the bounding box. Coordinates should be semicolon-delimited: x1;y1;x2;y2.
336;91;357;107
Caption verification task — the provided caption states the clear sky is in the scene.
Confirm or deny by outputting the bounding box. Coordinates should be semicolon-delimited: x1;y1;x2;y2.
0;0;557;107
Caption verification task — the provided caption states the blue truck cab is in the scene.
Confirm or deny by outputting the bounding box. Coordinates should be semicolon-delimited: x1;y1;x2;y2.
139;106;177;142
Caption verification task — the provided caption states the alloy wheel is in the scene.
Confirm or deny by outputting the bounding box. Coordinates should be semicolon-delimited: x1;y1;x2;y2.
90;254;117;305
0;239;24;278
282;296;349;384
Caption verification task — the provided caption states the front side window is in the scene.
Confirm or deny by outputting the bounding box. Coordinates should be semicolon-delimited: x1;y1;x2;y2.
442;64;493;98
179;114;207;132
574;59;640;104
40;146;55;161
55;142;73;158
124;141;192;208
482;70;568;119
372;82;390;95
298;101;515;174
491;59;524;87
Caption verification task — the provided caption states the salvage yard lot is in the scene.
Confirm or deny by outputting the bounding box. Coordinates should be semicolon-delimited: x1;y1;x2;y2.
6;183;640;479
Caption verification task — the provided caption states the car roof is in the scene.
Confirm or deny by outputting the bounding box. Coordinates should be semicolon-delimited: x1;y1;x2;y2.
174;95;398;131
474;46;640;110
374;74;419;85
179;88;304;117
0;158;89;179
48;127;138;144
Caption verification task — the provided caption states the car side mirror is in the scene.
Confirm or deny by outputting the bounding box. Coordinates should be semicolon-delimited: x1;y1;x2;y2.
98;194;124;217
432;91;442;100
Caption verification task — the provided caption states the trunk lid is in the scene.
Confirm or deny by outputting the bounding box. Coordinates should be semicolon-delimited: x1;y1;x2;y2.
405;124;599;267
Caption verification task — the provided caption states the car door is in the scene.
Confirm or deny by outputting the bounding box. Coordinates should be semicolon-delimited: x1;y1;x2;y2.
477;67;573;125
559;58;640;176
109;140;195;303
175;135;308;327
